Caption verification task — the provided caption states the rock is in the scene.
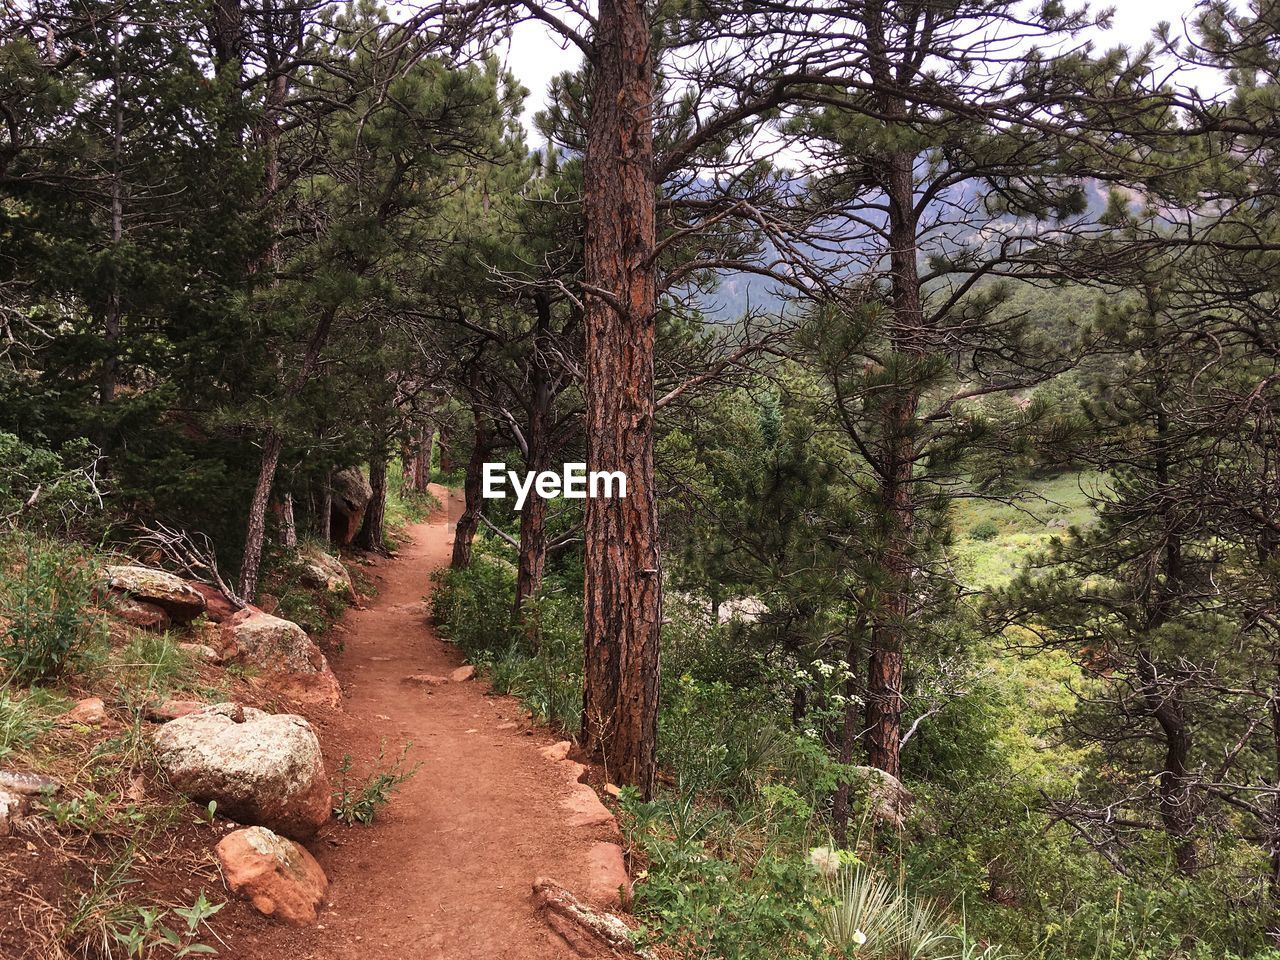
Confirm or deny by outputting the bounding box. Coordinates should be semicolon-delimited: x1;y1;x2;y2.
603;783;621;799
541;741;572;763
405;674;449;687
584;842;631;909
0;789;29;837
0;770;61;797
852;765;913;829
60;696;107;727
105;565;206;622
449;664;475;683
717;596;768;625
188;582;239;623
330;468;372;546
299;549;354;598
563;783;615;829
222;609;341;707
153;703;331;839
257;593;280;615
59;697;107;726
114;598;171;631
217;826;328;925
146;698;208;722
177;642;221;663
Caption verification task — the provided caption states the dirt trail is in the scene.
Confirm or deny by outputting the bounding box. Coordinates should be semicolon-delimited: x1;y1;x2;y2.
238;487;614;959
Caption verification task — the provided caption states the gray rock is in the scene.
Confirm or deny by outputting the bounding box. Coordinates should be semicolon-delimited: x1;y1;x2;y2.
106;565;206;622
153;703;331;840
0;769;62;797
330;468;372;546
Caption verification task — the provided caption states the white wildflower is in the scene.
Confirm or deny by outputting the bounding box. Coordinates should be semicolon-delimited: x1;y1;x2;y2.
852;929;867;947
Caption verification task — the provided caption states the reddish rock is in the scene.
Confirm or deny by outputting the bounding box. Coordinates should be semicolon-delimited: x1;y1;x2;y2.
115;598;171;631
146;698;208;722
563;784;615;829
405;674;449;686
222;609;340;707
603;783;622;799
105;565;205;622
584;842;631;909
217;826;328;925
540;741;572;763
449;664;475;683
59;697;107;726
177;642;221;663
188;582;239;623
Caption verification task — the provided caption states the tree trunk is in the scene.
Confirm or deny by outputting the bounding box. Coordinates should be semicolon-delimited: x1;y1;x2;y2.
239;430;283;600
416;421;435;492
101;22;124;406
864;149;922;781
580;0;660;797
357;423;389;553
318;475;332;544
516;296;553;617
279;492;297;548
451;410;489;569
1138;648;1197;874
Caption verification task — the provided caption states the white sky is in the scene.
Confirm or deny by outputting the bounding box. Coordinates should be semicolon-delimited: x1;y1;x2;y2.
497;1;1222;141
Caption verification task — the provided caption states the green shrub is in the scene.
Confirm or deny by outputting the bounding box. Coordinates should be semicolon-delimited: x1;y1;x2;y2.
0;537;106;683
0;687;56;759
333;741;421;825
969;519;1000;542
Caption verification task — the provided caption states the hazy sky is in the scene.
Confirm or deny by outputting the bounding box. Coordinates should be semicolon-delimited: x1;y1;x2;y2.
496;1;1219;140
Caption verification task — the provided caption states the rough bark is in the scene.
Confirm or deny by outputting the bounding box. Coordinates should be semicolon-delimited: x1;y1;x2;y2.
450;409;489;569
579;0;661;798
356;447;388;553
515;296;553;617
317;475;332;544
279;492;297;549
864;149;921;781
239;430;283;600
1137;648;1196;873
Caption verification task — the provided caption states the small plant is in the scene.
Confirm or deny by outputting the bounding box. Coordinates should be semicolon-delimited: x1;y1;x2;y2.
969;519;1000;542
332;740;421;825
0;687;55;759
0;537;106;683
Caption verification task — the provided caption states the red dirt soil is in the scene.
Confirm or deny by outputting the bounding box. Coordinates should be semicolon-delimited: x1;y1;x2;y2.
231;487;620;959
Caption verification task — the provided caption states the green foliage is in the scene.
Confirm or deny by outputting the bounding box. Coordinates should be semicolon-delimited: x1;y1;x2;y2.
0;536;106;683
65;850;223;959
332;741;421;826
0;686;57;759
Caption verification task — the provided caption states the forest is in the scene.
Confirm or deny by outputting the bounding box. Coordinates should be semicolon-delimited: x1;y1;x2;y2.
2;0;1280;957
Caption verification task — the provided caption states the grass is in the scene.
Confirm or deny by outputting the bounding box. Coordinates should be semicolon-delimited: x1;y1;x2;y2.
951;471;1102;588
332;740;421;825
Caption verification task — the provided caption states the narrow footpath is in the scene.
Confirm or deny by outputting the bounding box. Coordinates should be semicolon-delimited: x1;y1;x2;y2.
236;488;620;960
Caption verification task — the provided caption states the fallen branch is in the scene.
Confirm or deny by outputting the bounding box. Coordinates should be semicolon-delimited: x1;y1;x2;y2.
131;521;247;610
531;877;648;958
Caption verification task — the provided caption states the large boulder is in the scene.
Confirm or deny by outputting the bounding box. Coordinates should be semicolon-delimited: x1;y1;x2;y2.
222;608;341;706
114;597;171;631
188;581;240;623
217;826;328;925
329;468;372;546
298;549;354;599
105;565;206;622
851;765;913;829
153;703;331;839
